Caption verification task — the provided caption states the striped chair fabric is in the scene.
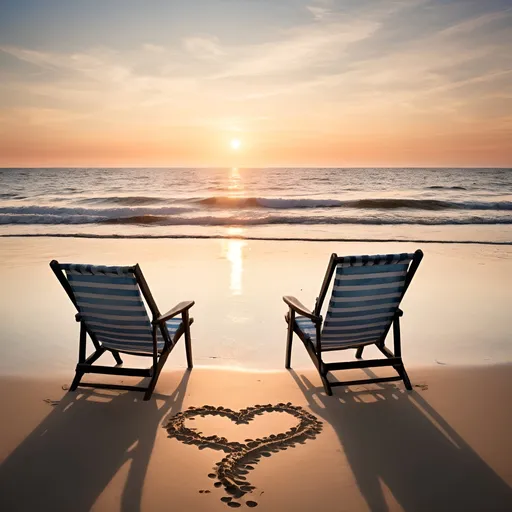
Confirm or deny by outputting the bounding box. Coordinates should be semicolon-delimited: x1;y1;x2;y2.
295;253;415;351
62;264;181;354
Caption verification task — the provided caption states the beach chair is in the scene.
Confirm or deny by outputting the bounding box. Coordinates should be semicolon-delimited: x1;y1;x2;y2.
50;261;194;400
284;250;423;395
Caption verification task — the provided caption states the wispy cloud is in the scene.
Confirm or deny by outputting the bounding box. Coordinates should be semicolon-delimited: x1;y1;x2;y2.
439;7;512;36
213;19;379;79
306;5;330;21
183;36;225;60
142;43;165;53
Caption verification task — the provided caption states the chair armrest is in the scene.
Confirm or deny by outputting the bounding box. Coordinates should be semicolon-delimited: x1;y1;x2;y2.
396;308;404;317
154;301;195;324
283;296;321;322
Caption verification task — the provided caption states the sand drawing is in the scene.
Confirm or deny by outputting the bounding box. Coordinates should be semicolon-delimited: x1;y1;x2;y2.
165;403;323;507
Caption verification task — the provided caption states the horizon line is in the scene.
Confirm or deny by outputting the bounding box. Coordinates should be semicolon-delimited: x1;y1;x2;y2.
1;165;511;170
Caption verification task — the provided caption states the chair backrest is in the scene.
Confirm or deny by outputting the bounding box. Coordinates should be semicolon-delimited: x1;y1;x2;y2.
315;251;423;348
51;262;162;354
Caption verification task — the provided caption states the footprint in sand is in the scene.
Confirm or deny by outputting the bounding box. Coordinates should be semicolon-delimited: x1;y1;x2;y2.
43;398;60;406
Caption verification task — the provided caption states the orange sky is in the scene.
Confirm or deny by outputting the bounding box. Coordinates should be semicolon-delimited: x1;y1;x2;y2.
1;0;511;167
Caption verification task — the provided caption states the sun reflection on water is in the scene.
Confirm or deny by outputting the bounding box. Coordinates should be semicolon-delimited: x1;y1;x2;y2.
228;167;243;195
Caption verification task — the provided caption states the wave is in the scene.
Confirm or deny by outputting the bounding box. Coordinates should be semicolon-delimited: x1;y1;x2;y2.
4;197;511;215
0;205;192;217
195;197;512;211
0;193;26;200
197;197;343;208
76;196;169;206
99;215;512;226
426;186;467;190
2;213;511;226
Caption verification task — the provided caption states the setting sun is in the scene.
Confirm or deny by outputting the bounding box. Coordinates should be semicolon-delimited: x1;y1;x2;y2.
230;139;241;150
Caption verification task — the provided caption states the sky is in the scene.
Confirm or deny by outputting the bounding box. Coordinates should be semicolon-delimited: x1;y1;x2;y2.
0;0;511;167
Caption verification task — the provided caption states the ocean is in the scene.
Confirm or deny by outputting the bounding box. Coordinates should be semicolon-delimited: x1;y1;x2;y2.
1;167;511;244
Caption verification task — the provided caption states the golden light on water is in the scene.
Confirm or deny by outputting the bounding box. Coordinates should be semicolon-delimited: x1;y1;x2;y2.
228;166;242;194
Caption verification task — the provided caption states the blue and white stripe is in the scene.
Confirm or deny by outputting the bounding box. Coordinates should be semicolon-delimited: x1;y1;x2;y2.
64;265;180;354
63;263;135;276
336;253;414;268
295;253;415;351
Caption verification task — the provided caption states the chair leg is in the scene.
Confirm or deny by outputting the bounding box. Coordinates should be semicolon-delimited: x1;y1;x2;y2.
183;311;193;369
69;370;84;391
398;364;413;390
112;350;123;365
144;371;159;401
143;349;172;401
392;314;411;390
355;346;364;359
320;372;333;396
70;322;87;391
285;312;294;369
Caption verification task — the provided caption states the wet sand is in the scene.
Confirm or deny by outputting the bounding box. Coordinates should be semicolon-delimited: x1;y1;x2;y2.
0;237;511;374
0;237;511;510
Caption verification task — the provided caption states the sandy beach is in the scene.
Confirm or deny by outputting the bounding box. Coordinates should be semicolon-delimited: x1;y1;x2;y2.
2;0;512;508
0;366;511;511
0;237;511;510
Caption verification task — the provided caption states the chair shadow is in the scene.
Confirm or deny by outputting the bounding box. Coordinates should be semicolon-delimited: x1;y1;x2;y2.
289;369;512;512
0;371;191;512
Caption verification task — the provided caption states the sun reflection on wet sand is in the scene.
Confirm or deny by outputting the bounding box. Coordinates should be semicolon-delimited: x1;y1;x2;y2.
225;227;246;295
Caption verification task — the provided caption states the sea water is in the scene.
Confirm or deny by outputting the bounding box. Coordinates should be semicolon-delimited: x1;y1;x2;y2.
1;167;511;243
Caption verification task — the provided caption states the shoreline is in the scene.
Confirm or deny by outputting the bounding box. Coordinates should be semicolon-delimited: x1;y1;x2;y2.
1;232;511;245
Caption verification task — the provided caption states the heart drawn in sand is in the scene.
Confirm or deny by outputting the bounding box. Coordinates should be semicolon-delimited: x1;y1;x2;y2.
164;403;323;508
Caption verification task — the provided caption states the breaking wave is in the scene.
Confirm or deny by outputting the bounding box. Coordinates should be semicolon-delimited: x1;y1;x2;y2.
76;196;170;206
1;197;511;227
1;213;511;226
196;197;512;210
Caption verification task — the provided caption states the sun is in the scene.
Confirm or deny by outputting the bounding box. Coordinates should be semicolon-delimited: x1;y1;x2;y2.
230;138;241;150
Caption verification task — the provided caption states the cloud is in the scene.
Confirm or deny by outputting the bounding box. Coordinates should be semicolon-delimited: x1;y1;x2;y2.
0;45;129;82
212;18;379;79
438;7;512;37
0;44;202;127
306;5;330;21
142;43;165;53
182;36;225;59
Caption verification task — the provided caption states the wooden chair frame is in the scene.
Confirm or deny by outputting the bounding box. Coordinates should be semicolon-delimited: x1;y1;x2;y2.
50;260;194;400
284;250;423;395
